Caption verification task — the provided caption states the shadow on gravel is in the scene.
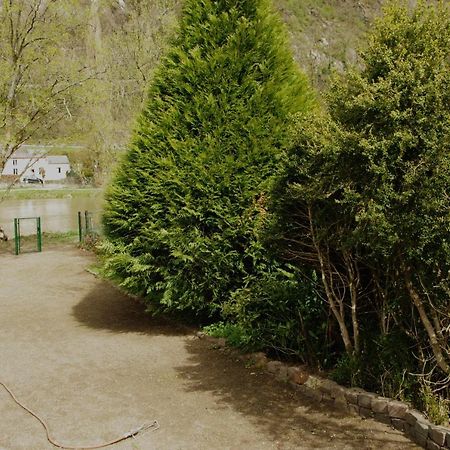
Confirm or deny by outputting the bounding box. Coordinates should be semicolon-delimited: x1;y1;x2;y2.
175;338;411;449
72;281;192;336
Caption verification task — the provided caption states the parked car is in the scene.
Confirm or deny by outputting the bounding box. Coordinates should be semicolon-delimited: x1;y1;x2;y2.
22;176;43;184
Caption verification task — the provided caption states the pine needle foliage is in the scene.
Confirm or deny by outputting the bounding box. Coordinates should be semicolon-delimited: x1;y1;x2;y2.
102;0;312;314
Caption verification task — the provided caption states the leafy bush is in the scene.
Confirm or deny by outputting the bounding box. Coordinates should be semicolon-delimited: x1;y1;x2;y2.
330;354;363;388
223;265;332;365
326;1;450;378
264;1;450;401
203;321;252;349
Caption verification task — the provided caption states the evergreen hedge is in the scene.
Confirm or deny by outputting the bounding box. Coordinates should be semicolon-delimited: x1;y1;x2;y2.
102;0;312;314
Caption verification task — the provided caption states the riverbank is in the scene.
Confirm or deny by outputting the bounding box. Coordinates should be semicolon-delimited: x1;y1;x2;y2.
0;187;103;201
0;231;79;255
0;191;103;237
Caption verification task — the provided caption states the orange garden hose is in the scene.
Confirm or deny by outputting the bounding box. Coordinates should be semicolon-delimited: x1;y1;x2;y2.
0;381;159;449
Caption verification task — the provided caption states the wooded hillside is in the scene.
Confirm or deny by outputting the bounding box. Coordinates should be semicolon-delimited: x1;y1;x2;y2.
0;0;382;181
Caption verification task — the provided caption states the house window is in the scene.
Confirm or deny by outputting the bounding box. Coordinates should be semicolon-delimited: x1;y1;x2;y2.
12;159;17;165
58;167;61;173
13;168;18;175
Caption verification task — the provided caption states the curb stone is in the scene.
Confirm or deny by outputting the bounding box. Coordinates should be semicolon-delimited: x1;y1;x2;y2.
203;334;450;449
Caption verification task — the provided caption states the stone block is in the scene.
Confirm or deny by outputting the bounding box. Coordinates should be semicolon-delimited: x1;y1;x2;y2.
374;412;391;425
250;352;268;369
406;410;425;427
333;393;348;410
410;418;431;448
412;430;428;448
429;426;449;447
347;403;360;416
334;389;348;401
299;385;323;401
391;418;406;432
426;438;441;450
388;400;409;419
415;418;431;436
318;379;340;395
275;364;289;382
304;374;323;390
287;366;309;385
360;407;374;418
267;361;283;374
344;388;362;405
446;430;450;448
371;397;389;414
404;422;413;435
329;384;347;400
358;392;377;409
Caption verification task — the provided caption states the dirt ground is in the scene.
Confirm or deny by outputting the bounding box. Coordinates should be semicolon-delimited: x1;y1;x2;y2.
0;247;419;450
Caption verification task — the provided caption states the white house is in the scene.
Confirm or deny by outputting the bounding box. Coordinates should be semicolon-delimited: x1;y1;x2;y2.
2;149;71;182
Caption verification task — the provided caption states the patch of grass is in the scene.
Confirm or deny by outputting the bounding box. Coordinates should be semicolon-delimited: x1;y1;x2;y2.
0;231;79;254
0;187;102;200
319;4;336;20
203;321;252;349
40;231;79;244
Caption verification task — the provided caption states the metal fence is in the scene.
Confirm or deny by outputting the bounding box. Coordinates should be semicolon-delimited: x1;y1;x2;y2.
0;210;102;255
77;210;102;243
13;217;42;255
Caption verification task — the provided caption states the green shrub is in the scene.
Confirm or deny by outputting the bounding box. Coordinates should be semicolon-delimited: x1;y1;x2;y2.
420;384;449;427
223;265;331;364
203;321;252;349
264;1;450;397
330;354;363;388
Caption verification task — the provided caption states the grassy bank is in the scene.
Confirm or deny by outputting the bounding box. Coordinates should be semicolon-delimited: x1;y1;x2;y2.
0;231;80;255
0;187;103;201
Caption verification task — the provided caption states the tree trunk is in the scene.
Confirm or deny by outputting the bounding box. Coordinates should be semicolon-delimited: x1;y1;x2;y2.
402;266;450;374
344;251;360;355
308;207;354;355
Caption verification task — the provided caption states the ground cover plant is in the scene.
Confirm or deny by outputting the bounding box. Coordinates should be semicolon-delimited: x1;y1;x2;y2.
102;0;313;315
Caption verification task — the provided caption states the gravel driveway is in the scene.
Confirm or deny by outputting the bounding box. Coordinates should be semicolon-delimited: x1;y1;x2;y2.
0;247;419;449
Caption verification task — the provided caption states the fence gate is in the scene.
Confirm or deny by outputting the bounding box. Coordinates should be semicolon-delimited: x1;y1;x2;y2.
14;217;42;255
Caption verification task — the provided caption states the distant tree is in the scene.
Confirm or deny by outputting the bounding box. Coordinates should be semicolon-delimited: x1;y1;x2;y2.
78;0;178;185
102;0;313;314
0;0;94;176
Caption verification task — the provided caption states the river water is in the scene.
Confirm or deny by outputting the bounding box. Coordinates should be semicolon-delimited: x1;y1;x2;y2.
0;196;104;237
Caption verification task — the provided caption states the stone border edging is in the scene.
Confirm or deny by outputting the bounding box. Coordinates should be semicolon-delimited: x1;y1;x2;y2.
198;333;450;450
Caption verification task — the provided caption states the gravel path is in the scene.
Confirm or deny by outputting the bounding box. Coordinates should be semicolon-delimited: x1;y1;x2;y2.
0;247;419;449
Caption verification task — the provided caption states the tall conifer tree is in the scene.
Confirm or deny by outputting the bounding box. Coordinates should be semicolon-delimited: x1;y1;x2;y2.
102;0;312;313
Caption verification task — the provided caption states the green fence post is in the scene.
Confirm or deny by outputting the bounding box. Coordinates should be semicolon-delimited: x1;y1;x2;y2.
36;217;42;252
87;213;93;235
14;218;19;255
78;211;83;243
84;210;89;235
